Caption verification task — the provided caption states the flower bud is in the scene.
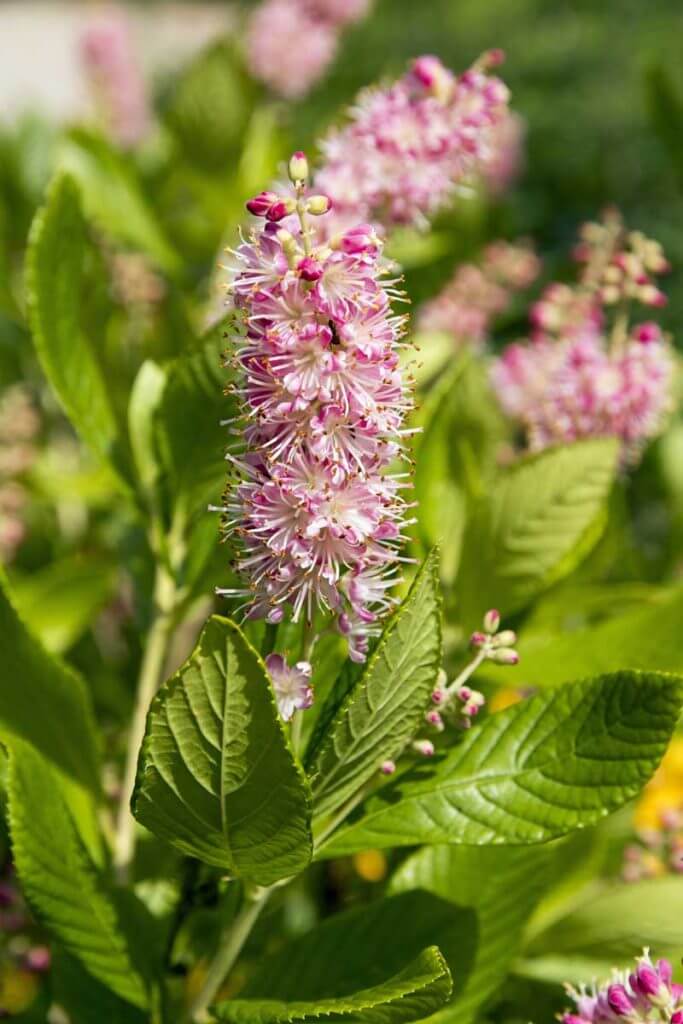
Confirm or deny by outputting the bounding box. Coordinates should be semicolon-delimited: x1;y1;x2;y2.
338;224;378;254
266;197;295;222
488;647;519;665
380;759;396;775
288;150;309;184
297;256;323;282
246;190;280;217
671;1012;683;1024
492;630;517;648
607;984;634;1017
426;710;444;730
276;229;299;266
483;609;500;633
413;739;435;757
306;194;332;216
470;631;487;648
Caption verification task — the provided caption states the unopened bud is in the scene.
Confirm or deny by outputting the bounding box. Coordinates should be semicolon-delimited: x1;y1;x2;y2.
306;194;332;216
488;647;519;665
413;739;435;757
266;197;295;222
246;190;279;217
483;609;500;633
492;630;517;648
607;985;634;1018
297;256;323;282
425;710;444;731
470;631;487;648
288;151;309;184
276;229;299;267
380;759;396;775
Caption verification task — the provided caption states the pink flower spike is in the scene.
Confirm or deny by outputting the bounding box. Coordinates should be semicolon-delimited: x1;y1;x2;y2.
265;653;314;722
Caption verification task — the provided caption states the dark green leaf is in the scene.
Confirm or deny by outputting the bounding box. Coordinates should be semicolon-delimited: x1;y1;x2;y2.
133;616;312;885
8;743;150;1009
309;553;442;821
390;846;553;1023
319;672;682;856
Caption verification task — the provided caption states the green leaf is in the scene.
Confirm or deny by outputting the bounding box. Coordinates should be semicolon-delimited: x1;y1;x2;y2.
8;742;150;1009
218;891;459;1023
26;174;131;487
526;876;683;961
0;566;99;796
155;321;231;521
319;671;682;856
57;129;179;273
133;616;312;885
51;948;148;1024
483;586;683;688
128;359;168;506
10;555;117;654
214;948;451;1023
165;40;257;172
457;439;618;627
389;846;553;1023
309;553;442;821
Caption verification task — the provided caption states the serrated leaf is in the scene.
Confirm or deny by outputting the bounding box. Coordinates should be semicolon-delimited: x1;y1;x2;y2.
483;586;683;687
457;439;618;627
214;947;451;1023
133;616;312;884
309;553;442;821
526;876;683;961
0;566;99;796
390;846;553;1023
51;948;148;1024
319;671;682;856
8;742;150;1009
26;174;131;487
57;129;179;273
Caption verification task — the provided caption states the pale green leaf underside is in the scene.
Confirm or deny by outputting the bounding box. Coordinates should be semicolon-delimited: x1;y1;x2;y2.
457;439;618;627
133;616;312;885
389;845;553;1023
310;552;442;820
26;174;130;487
528;875;683;961
8;743;148;1009
320;672;682;856
213;947;451;1024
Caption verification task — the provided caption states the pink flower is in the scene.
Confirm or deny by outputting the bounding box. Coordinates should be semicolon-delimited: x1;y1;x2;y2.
265;654;314;720
314;53;510;234
246;0;338;99
491;214;674;463
80;7;150;147
560;950;683;1023
418;240;539;348
219;156;412;662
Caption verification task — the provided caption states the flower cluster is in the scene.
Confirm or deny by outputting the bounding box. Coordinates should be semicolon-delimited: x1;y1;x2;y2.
417;240;539;349
491;213;675;462
265;653;314;721
80;6;151;148
314;52;510;235
560;950;683;1024
219;153;412;666
245;0;371;100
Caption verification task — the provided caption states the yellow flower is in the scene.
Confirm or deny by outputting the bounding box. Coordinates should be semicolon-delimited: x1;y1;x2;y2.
633;737;683;830
0;963;39;1013
353;850;387;883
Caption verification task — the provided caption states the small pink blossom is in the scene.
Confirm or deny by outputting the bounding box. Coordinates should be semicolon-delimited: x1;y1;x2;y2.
560;950;683;1023
265;653;314;721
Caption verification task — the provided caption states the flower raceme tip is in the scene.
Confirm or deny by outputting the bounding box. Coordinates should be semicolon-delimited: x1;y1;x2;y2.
559;949;683;1023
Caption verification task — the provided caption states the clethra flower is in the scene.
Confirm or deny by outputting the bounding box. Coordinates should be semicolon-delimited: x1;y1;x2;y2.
218;154;412;664
265;654;314;721
491;212;675;464
79;7;151;148
418;240;539;349
560;950;683;1023
245;0;372;100
314;52;510;235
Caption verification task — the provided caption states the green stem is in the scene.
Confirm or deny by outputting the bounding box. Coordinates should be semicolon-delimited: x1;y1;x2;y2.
446;648;487;698
187;887;272;1023
261;621;279;657
113;565;177;882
